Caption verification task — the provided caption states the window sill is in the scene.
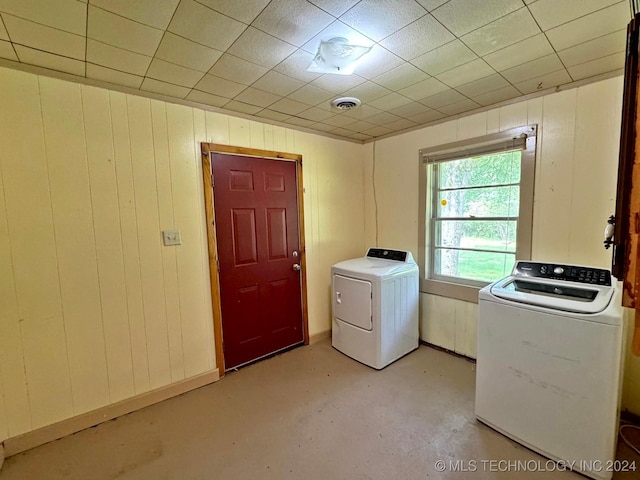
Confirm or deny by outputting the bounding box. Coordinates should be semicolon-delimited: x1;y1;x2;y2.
420;278;487;304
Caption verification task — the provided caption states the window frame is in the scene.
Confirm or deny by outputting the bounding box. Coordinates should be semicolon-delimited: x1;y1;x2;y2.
418;125;538;303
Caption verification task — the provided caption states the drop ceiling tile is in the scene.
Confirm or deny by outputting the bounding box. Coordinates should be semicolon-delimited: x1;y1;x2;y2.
368;92;412;110
227;27;297;69
567;51;625;80
345;119;377;132
436;98;481;115
372;63;430;91
431;0;523;36
461;8;540;56
322;114;357;127
409;109;446;123
398;77;449;100
558;29;626;67
284;116;315;127
342;104;383;119
167;0;245;52
339;0;427;42
224;100;262;115
185;89;229;108
88;6;161;56
301;20;374;54
513;69;572;94
4;14;84;59
254;109;292;122
155;33;223;73
346;132;373;140
307;0;360;17
483;33;553;71
501;54;564;84
253;0;334;47
0;39;15;59
361;125;393;137
411;40;477;76
390;101;434;117
528;0;619;31
419;88;467;108
380;14;454;60
456;73;509;97
86;64;144;88
545;2;630;51
287;84;335;106
343;81;392;102
14;45;85;75
310;73;365;93
297;106;335;122
270;97;310;115
436;59;495;87
141;78;191;98
0;0;86;35
87;39;151;76
471;85;520;105
273;49;321;82
208;54;268;85
90;0;179;29
0;17;8;40
196;0;271;24
147;58;204;88
354;46;404;79
416;0;449;11
366;111;403;125
234;87;281;108
311;122;341;132
384;118;418;131
195;74;247;98
252;71;305;97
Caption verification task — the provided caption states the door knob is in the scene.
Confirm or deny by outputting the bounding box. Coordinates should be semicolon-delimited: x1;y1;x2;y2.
293;263;301;271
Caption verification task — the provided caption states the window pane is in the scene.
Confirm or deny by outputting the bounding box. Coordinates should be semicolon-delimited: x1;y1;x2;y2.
438;151;521;189
437;185;520;218
436;220;517;252
434;249;515;282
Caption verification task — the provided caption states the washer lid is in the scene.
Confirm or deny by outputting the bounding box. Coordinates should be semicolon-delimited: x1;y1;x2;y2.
489;276;614;314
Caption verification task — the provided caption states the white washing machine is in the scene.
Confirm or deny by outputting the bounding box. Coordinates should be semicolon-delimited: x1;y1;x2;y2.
476;261;624;480
331;248;419;369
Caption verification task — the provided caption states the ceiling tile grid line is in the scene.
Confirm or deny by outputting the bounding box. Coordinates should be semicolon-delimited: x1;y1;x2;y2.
0;0;631;141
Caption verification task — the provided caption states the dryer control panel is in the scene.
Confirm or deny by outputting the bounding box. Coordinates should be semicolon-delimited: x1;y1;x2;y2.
367;248;409;262
514;261;612;286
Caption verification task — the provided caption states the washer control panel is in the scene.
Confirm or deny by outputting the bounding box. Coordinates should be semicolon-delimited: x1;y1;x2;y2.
513;261;612;286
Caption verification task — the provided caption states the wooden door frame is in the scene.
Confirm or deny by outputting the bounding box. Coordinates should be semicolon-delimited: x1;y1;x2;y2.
200;143;310;376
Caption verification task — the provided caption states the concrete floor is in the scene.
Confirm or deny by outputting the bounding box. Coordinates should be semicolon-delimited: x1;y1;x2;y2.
1;340;639;479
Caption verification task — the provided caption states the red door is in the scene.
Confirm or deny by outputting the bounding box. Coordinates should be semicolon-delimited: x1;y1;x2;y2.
211;153;304;369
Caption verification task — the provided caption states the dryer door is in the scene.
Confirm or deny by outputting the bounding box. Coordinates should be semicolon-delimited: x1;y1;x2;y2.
333;274;373;331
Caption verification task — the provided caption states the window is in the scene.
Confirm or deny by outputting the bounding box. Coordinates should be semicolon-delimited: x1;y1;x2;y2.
418;125;537;303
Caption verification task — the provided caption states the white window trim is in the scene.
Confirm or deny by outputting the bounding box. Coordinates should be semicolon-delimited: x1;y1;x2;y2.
418;125;538;303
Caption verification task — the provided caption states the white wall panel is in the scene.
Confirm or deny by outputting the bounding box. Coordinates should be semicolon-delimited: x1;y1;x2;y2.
39;77;110;414
82;85;135;404
110;91;151;395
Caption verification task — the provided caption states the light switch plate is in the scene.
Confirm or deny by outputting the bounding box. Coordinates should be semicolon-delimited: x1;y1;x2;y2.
162;229;181;246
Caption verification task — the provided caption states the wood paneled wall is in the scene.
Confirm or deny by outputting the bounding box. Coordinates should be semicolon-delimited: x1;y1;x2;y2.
0;66;365;442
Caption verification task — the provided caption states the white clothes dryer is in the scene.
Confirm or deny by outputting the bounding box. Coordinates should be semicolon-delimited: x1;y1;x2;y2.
476;261;624;480
331;248;419;369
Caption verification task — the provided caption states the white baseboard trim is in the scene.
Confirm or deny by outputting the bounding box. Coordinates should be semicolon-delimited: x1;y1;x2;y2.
4;369;220;457
309;329;331;344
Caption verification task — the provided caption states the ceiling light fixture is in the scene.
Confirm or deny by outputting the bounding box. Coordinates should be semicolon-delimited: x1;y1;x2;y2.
307;37;372;75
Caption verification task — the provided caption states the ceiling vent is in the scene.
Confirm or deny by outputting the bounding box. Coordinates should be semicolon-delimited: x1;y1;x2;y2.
331;97;361;111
